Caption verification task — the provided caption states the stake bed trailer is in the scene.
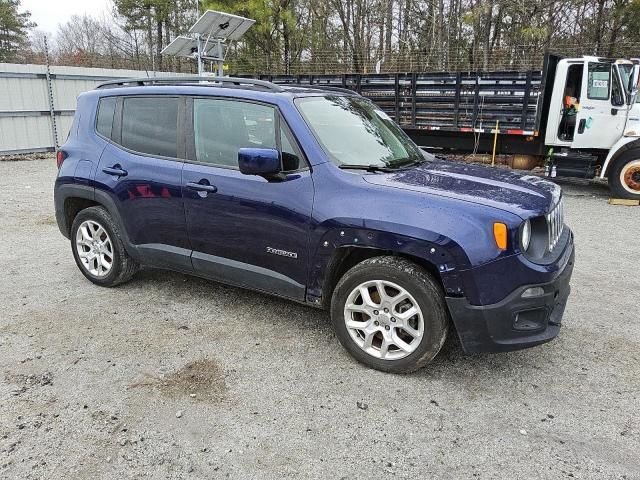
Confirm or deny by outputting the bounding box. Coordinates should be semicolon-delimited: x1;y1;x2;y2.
247;54;640;199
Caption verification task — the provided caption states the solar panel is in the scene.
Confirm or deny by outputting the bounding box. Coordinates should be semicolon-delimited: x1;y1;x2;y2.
189;10;255;41
161;36;197;57
161;36;226;59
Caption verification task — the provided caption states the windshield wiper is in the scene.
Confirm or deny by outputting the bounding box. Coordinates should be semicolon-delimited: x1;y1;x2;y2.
386;158;428;169
338;164;396;173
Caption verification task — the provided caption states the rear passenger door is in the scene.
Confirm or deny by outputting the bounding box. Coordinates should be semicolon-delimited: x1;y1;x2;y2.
94;95;192;271
182;97;314;301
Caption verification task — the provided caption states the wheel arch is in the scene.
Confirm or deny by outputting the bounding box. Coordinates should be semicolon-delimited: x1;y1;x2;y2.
55;184;137;257
319;245;455;310
63;197;100;236
600;137;640;178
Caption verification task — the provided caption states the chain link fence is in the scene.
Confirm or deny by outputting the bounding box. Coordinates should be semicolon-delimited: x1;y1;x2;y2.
226;42;640;75
14;42;640;76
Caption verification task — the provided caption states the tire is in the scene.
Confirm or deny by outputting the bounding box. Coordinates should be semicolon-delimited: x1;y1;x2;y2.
608;149;640;200
330;256;449;373
70;206;139;287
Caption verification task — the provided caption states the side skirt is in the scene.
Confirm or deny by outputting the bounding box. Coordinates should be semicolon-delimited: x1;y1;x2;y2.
191;251;306;302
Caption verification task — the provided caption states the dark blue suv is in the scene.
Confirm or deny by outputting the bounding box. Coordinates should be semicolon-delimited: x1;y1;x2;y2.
54;77;575;373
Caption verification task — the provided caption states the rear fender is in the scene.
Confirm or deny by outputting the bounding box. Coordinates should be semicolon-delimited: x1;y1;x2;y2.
54;183;140;261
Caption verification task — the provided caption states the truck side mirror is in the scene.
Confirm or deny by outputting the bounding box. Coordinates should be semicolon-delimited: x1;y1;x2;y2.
628;64;639;105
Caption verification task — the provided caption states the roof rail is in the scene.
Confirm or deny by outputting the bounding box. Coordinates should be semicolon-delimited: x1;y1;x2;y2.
95;76;284;92
305;85;358;95
269;82;357;95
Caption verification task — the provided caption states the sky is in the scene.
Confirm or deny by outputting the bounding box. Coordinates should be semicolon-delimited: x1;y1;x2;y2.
22;0;112;35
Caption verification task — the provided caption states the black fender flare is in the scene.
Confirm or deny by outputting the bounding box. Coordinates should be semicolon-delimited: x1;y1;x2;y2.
54;183;140;260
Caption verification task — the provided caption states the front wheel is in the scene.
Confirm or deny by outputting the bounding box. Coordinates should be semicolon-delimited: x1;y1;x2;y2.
330;256;449;373
608;150;640;200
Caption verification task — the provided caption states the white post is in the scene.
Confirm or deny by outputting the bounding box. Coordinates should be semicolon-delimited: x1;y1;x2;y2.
217;39;224;77
196;33;203;75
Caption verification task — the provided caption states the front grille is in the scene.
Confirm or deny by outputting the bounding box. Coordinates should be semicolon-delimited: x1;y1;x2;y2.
546;197;564;252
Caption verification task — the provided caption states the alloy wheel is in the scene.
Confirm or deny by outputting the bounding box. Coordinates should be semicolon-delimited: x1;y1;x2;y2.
75;220;114;277
343;280;425;360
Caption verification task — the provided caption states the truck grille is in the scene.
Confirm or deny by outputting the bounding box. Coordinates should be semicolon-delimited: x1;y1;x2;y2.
546;198;564;252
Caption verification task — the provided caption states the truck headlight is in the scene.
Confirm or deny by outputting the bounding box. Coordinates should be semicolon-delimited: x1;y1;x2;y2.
520;219;531;252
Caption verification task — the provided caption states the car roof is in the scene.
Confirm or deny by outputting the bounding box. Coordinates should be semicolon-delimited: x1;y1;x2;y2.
92;76;357;102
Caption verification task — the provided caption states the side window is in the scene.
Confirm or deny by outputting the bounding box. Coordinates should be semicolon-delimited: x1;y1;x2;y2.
193;98;276;167
587;63;611;100
280;122;303;172
121;97;179;158
611;70;625;107
96;97;116;139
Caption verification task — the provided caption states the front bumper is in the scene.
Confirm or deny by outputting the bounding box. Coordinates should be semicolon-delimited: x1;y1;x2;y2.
446;247;575;354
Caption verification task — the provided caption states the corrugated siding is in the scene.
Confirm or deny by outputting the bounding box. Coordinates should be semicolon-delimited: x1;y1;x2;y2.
0;63;189;154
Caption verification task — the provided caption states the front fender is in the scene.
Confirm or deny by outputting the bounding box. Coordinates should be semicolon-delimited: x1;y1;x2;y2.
600;136;640;178
305;163;525;305
306;223;470;303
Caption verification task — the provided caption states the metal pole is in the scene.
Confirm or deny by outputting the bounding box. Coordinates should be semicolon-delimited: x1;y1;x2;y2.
491;120;499;167
196;33;203;75
217;39;224;77
43;35;59;151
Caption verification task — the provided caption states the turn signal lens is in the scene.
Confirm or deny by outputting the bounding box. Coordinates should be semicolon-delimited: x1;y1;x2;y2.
493;222;508;250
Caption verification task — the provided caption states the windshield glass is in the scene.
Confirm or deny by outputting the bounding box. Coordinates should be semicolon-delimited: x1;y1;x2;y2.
295;95;424;168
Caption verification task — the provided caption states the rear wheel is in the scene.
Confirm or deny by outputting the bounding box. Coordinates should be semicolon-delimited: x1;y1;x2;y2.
608;150;640;200
70;206;138;287
330;256;448;373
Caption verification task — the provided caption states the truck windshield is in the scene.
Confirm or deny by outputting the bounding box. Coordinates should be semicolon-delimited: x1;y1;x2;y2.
295;95;425;168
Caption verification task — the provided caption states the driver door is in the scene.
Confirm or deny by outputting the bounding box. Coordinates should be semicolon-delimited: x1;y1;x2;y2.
571;61;627;149
181;97;314;301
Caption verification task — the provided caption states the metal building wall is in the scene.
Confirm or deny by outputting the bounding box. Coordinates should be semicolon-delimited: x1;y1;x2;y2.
0;63;188;155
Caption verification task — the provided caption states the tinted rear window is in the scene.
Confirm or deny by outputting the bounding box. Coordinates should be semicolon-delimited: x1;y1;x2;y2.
121;97;179;158
96;97;116;139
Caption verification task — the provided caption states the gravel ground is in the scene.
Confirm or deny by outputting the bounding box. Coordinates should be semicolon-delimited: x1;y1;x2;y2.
1;159;639;480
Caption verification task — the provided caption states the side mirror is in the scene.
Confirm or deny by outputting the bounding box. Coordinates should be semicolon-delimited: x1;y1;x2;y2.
628;64;639;105
238;148;282;178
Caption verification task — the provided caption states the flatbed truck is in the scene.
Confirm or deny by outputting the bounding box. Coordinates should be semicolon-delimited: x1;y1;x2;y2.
248;54;640;199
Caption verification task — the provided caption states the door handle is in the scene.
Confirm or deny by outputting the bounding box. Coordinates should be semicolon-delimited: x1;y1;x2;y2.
577;119;586;134
102;165;128;177
186;181;217;193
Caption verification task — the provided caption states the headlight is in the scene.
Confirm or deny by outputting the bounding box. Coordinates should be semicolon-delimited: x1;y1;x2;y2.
520;219;531;252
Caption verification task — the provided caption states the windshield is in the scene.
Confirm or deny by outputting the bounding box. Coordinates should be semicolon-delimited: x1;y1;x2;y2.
295;95;425;168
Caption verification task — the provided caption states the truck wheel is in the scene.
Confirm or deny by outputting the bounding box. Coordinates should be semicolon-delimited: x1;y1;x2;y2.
608;150;640;200
330;256;448;373
70;206;139;287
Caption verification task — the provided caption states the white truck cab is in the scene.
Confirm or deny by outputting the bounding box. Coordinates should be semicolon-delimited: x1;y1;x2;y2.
544;56;640;198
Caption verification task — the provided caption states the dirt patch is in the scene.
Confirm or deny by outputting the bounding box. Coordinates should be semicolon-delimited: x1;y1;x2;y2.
129;359;226;401
6;371;54;396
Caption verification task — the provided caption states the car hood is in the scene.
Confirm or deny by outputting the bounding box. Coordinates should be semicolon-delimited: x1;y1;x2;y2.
363;159;561;218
